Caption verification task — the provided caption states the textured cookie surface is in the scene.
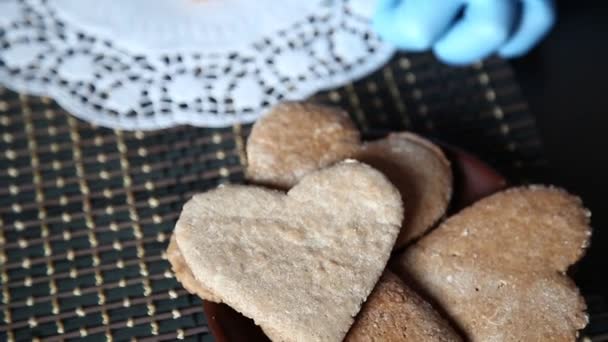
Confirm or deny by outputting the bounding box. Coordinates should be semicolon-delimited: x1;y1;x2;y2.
345;272;462;342
394;186;591;341
246;102;360;189
357;132;452;248
175;161;403;342
167;236;221;302
246;102;451;249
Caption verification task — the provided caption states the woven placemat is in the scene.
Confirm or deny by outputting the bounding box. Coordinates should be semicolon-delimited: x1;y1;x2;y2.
1;52;596;341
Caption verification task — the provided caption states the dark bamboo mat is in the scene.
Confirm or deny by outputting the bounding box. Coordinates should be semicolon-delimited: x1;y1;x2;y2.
1;53;601;341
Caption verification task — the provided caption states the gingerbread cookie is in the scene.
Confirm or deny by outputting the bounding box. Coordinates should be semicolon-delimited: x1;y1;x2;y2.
394;186;591;341
174;161;403;342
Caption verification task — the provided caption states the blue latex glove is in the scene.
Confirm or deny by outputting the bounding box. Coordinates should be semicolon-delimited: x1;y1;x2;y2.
373;0;555;65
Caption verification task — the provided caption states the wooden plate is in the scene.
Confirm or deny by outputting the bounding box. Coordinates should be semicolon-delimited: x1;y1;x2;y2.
202;144;507;342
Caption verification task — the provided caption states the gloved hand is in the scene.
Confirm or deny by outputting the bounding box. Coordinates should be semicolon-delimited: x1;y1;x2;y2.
373;0;555;65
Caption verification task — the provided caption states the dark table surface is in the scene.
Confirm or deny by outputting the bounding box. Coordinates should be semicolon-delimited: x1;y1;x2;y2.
511;0;608;300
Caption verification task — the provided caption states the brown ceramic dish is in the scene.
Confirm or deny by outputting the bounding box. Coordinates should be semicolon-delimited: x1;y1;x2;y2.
202;143;507;342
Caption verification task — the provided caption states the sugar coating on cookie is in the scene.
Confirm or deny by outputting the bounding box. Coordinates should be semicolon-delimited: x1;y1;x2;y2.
175;161;403;342
357;132;452;248
394;186;591;341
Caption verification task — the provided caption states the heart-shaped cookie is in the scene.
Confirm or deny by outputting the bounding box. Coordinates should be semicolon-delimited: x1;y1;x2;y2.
246;102;452;249
174;161;403;342
394;186;591;341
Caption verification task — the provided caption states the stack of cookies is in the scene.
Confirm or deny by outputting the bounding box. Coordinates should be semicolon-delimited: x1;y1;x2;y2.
168;102;591;341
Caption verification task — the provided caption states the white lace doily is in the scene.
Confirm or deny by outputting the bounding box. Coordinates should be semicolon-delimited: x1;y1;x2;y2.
0;0;395;130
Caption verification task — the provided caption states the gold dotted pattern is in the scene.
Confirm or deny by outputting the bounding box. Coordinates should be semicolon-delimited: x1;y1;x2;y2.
115;129;158;335
0;99;223;340
474;61;542;169
382;59;412;128
20;95;61;336
67;116;112;339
